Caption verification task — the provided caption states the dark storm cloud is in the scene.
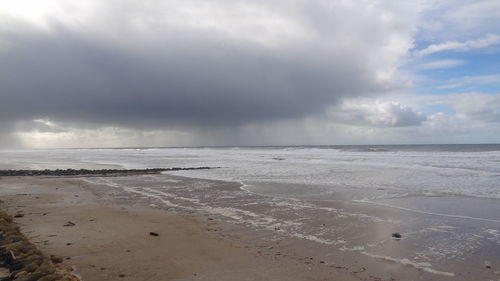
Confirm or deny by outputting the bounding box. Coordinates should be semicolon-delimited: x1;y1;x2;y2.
0;1;411;132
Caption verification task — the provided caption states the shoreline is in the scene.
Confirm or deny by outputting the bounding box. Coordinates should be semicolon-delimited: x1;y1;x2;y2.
0;176;361;281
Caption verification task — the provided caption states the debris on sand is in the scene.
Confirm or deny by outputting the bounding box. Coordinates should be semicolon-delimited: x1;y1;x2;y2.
63;221;75;227
391;232;402;239
50;255;64;264
149;232;159;237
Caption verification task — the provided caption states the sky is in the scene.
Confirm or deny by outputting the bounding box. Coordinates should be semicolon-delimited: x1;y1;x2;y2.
0;0;499;148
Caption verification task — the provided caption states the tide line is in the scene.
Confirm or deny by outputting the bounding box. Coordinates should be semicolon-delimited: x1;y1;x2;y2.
353;200;500;224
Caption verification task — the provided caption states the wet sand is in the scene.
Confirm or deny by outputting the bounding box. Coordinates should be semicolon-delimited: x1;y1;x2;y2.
84;173;500;280
0;176;362;281
2;175;499;281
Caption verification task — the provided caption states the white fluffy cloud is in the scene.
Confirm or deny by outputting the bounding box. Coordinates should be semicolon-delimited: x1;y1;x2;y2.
415;0;500;41
452;93;500;122
415;34;499;57
437;75;500;89
414;59;465;70
330;99;427;127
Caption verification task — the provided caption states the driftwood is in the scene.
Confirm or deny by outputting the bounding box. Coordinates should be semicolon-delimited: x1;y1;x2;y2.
63;221;76;227
9;250;16;261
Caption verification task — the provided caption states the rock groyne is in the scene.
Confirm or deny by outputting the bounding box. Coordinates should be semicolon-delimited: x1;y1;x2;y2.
0;167;220;177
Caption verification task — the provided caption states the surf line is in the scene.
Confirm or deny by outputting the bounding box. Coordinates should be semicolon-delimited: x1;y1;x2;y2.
353;200;500;224
361;252;455;277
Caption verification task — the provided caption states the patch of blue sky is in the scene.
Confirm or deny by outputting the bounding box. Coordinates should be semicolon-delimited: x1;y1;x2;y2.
421;104;455;116
407;48;500;95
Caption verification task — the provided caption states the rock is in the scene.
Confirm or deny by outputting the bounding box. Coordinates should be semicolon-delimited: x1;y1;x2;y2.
392;232;402;239
0;167;220;177
9;260;25;271
0;268;10;279
50;255;64;264
36;260;56;275
63;221;75;227
26;271;45;281
14;270;29;279
24;261;39;272
14;213;25;218
38;274;61;281
0;213;13;223
0;211;78;280
149;232;159;236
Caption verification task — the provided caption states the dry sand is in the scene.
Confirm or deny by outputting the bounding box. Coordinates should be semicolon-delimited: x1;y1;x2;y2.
0;176;361;281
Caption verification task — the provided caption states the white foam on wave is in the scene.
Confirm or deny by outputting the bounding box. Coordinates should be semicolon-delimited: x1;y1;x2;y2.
141;187;201;203
291;233;344;245
9;146;498;201
340;245;365;251
482;228;500;241
83;177;122;188
123;186;189;209
120;182;287;228
483;228;499;235
423;225;456;233
362;252;455;277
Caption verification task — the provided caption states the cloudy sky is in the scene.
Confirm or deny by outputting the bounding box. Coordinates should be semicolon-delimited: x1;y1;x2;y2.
0;0;499;148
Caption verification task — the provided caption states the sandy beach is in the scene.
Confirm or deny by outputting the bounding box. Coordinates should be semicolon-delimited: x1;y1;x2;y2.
1;0;499;278
0;176;363;281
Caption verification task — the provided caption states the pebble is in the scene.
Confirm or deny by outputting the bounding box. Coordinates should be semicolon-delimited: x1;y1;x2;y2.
391;232;402;239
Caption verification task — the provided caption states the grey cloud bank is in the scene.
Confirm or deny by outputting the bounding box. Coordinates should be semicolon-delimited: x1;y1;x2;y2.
0;0;499;147
0;1;411;132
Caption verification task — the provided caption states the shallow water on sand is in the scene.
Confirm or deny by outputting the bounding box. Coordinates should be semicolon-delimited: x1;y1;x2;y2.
82;173;500;280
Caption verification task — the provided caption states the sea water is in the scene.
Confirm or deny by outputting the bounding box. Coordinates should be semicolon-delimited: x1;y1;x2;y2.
1;144;500;279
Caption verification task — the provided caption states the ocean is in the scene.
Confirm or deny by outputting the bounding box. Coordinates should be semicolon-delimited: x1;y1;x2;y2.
1;144;499;279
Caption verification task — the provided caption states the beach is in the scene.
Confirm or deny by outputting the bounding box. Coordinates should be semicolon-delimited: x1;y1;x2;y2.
1;146;499;280
0;176;363;281
2;0;499;279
